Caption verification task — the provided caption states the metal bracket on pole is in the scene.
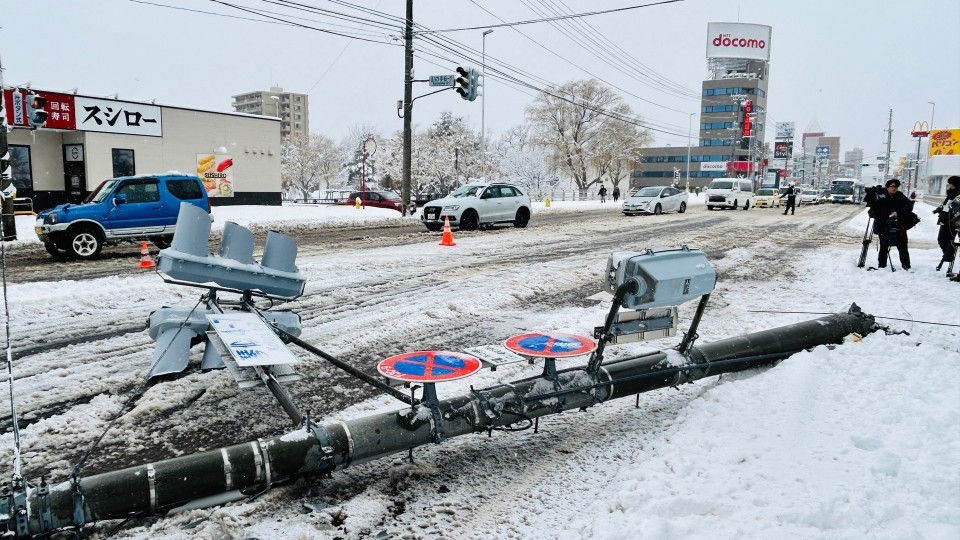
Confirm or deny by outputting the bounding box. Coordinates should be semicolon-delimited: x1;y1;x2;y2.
677;294;711;355
37;479;53;533
421;383;445;443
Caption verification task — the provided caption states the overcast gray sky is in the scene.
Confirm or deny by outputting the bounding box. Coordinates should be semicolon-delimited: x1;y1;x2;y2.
3;0;958;162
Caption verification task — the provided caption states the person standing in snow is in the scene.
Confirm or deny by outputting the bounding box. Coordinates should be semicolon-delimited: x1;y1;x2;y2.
612;185;620;202
598;185;608;203
871;178;915;270
935;176;959;272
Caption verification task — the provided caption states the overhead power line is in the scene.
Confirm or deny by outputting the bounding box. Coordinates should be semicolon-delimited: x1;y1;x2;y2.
412;0;684;34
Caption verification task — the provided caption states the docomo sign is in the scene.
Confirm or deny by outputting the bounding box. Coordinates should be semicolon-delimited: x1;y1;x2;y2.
706;23;772;61
701;162;728;172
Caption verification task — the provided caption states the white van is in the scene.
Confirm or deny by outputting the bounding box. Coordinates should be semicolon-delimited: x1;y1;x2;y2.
705;179;754;210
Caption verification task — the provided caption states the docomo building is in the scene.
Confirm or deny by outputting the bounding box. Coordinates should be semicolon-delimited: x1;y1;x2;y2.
632;22;773;190
706;23;772;62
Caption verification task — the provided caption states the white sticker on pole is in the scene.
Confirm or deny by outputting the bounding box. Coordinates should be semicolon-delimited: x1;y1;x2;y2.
206;312;300;367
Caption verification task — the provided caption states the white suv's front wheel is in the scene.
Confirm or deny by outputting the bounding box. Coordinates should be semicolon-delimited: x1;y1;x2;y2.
459;210;479;231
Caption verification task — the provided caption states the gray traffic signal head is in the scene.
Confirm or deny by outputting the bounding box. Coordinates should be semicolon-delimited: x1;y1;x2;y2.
26;94;48;128
467;68;480;102
606;246;716;310
455;66;471;100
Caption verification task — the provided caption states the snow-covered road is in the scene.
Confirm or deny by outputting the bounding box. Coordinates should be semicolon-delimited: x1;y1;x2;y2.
1;200;957;539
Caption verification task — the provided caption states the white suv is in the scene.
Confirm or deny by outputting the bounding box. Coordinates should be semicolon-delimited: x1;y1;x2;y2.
705;179;754;210
421;182;532;231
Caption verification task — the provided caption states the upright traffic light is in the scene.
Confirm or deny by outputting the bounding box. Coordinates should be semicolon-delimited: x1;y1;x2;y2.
26;93;48;128
455;66;472;101
468;68;480;102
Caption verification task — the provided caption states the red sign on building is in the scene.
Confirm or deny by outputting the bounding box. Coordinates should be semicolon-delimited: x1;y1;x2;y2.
2;89;77;130
742;100;753;138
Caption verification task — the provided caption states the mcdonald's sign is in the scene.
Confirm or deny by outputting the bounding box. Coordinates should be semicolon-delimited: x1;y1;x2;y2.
911;121;930;138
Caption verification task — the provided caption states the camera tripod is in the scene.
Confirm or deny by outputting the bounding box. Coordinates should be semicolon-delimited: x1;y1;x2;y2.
857;217;872;268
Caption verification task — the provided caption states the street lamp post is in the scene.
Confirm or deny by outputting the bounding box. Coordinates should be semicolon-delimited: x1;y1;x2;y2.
685;112;696;193
481;29;493;181
926;101;936;181
270;95;280;118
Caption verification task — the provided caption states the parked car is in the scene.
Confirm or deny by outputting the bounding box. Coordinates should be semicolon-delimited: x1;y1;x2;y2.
420;182;531;231
622;186;688;215
35;174;210;259
344;190;403;212
754;188;781;208
799;189;821;205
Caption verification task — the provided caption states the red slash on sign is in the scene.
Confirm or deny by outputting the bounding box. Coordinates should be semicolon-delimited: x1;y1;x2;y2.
503;332;597;358
378;351;481;383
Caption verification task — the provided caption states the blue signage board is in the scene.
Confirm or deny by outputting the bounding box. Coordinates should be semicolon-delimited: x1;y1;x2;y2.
503;332;597;358
378;351;481;383
816;145;830;159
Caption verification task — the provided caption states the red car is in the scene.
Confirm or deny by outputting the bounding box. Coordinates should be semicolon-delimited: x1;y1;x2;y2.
345;191;403;212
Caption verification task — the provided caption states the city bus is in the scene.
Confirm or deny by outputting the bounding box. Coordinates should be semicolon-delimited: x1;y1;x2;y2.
829;178;865;204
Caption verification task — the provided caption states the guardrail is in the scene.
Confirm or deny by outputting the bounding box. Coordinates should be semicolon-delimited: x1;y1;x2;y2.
13;197;35;215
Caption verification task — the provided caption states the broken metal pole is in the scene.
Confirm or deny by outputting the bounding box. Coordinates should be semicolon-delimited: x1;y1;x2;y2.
4;308;876;538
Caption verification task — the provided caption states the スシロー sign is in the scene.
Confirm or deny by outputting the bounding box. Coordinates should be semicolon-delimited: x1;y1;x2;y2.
378;351;482;382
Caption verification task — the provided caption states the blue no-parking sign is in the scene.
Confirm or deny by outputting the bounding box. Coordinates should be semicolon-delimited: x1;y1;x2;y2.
503;332;597;358
378;351;481;383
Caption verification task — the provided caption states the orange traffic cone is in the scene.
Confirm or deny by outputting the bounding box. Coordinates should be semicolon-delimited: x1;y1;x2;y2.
139;241;156;269
439;216;456;247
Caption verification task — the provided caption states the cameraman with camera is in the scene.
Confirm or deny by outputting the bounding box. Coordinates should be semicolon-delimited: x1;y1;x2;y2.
934;176;959;273
867;178;915;270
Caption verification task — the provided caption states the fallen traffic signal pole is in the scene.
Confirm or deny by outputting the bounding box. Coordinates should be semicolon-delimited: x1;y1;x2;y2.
0;305;877;538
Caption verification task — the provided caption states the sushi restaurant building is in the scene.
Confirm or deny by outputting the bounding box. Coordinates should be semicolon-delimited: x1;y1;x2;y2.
3;88;282;212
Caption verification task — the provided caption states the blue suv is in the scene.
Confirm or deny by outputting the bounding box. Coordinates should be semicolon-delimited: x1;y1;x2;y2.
35;174;210;259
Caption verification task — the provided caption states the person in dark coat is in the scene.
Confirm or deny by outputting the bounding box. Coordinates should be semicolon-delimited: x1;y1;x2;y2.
780;185;797;215
612;185;621;202
598;185;608;203
935;176;959;271
871;178;915;269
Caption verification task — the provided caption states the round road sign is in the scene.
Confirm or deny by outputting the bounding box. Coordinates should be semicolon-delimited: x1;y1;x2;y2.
378;350;481;383
503;332;597;358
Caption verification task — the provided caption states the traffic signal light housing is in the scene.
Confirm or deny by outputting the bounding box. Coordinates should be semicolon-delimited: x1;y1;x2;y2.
455;67;471;101
468;68;480;102
27;93;48;128
0;91;11;187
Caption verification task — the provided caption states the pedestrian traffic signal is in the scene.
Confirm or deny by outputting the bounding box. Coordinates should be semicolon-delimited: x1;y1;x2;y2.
0;92;10;184
455;67;471;100
26;93;48;128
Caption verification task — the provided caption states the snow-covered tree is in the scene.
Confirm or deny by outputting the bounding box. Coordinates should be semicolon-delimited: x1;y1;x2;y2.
592;119;650;194
280;132;340;200
526;80;645;195
494;124;558;200
338;123;382;189
378;111;489;202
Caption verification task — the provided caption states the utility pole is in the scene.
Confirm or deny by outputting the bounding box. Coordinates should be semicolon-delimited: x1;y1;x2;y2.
400;0;413;216
882;109;893;182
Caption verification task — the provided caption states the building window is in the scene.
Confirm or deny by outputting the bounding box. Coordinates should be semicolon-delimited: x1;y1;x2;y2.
8;145;33;191
295;96;301;102
112;149;136;177
295;123;301;129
